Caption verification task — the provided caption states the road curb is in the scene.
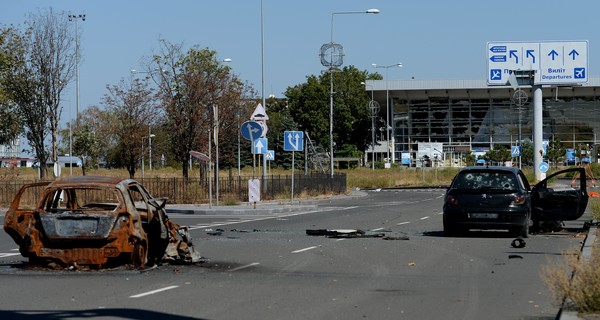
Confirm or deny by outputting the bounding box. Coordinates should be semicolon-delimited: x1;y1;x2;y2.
557;222;598;320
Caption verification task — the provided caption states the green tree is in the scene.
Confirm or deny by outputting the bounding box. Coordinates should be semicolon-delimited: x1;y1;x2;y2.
285;66;378;163
102;76;160;178
483;146;512;165
0;27;24;145
463;152;476;166
150;39;254;178
546;136;566;168
71;124;101;175
0;9;77;179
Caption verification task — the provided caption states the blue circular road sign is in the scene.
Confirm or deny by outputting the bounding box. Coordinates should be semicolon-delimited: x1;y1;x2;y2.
240;121;263;141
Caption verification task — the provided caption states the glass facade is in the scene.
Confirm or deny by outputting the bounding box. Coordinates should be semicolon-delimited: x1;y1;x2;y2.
370;83;600;164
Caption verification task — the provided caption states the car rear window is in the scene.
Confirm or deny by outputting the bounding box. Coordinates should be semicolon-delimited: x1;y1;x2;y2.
452;171;519;191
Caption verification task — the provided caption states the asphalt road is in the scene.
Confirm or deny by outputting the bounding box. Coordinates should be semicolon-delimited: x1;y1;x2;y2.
0;189;589;320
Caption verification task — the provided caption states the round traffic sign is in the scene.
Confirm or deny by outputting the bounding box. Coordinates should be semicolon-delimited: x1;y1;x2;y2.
240;121;263;141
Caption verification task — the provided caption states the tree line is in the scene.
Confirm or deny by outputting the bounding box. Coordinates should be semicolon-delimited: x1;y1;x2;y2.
0;8;385;180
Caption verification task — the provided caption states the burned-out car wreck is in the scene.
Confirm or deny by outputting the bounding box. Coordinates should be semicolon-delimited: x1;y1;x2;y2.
4;176;201;269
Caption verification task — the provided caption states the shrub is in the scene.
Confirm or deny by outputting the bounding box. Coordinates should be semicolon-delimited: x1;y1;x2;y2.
542;247;600;313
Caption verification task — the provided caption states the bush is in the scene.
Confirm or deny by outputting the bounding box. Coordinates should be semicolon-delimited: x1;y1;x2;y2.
542;248;600;313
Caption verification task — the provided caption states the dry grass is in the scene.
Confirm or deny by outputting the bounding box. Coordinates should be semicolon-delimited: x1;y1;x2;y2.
542;249;600;313
343;166;459;189
541;197;600;314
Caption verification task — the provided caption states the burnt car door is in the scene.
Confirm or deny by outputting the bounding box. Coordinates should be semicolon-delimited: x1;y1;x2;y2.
531;168;589;221
4;182;50;255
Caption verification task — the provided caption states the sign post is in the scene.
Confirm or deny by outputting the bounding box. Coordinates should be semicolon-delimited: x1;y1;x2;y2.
284;131;304;203
251;103;269;194
487;40;588;180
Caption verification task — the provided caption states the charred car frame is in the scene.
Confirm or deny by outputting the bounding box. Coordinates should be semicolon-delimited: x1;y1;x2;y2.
4;176;200;269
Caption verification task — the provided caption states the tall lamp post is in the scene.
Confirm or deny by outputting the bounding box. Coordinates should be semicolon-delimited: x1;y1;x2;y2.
68;13;85;126
324;9;379;177
371;63;402;167
148;129;155;171
361;82;377;170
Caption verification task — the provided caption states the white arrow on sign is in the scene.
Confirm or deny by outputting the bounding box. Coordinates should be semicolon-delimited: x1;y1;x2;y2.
254;139;266;154
287;132;301;150
246;123;261;140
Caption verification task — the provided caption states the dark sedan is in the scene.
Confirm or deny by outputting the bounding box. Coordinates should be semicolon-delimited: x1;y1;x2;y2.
443;166;588;237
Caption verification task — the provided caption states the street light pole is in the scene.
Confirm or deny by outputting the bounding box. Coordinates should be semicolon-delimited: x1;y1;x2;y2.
361;82;376;170
68;13;85;127
148;127;155;171
222;58;240;177
328;8;379;177
372;63;402;167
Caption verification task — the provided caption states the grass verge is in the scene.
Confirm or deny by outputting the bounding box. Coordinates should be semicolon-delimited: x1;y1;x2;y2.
541;197;600;314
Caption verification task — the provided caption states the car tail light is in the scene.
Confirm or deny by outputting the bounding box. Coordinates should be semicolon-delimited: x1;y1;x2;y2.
445;195;459;205
512;194;526;205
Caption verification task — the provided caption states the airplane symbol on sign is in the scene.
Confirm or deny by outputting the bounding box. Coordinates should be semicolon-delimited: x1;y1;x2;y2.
490;69;501;80
575;68;585;79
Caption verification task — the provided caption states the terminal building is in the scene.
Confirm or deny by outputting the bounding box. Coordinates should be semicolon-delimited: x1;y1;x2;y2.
364;77;600;166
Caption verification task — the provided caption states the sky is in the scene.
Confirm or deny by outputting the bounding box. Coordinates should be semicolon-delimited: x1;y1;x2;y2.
1;0;597;117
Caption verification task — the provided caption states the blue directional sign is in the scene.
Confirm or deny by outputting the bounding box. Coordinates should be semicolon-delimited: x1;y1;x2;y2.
266;150;274;161
511;146;521;157
539;161;549;173
487;41;588;85
240;121;263;141
252;138;268;155
283;131;304;151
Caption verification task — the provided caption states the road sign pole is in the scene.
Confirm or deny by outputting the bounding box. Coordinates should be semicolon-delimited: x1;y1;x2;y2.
291;151;295;204
533;85;545;181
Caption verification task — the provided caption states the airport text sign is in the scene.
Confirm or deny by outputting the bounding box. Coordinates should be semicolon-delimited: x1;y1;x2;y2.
487;41;588;85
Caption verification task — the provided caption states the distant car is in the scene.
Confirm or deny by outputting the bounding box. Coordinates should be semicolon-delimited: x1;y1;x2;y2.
4;176;200;268
443;166;588;237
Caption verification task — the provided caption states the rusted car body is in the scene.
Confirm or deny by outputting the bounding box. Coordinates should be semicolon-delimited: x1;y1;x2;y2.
4;176;199;268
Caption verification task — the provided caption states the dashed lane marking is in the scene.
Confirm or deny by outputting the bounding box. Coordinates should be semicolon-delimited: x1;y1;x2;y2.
229;262;260;272
292;246;320;254
129;285;179;298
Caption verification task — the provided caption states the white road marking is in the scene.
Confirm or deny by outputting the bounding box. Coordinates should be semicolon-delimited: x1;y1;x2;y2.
0;253;21;258
229;262;260;272
420;216;430;220
397;221;411;226
371;227;385;231
130;285;179;298
292;246;320;254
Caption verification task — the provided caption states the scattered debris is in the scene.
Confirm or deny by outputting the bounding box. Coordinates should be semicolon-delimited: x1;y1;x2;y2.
408;262;416;267
306;229;409;240
508;255;523;259
511;237;526;248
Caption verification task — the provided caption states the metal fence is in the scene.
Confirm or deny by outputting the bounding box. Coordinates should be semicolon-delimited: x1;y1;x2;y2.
0;173;346;207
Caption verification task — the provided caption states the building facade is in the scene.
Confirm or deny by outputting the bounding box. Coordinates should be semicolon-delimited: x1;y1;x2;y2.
365;78;600;165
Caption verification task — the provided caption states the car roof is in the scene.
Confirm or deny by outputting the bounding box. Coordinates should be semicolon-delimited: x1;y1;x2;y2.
458;166;521;174
47;176;136;188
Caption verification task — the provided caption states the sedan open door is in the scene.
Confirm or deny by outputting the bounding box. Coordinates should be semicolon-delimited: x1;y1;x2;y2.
531;168;589;222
